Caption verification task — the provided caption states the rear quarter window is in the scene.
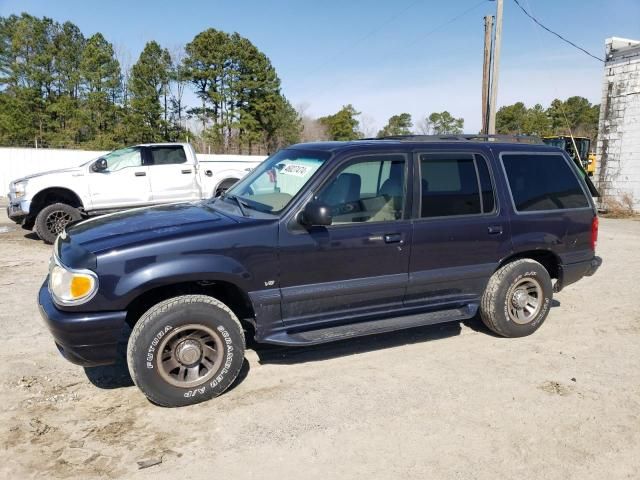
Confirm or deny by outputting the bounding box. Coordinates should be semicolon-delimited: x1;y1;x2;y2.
501;153;590;212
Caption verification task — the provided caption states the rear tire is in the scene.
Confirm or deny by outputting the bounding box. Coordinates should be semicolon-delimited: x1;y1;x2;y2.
127;295;245;407
34;202;82;244
480;259;553;337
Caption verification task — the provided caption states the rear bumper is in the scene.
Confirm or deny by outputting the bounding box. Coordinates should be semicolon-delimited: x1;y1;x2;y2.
555;256;602;292
38;280;127;367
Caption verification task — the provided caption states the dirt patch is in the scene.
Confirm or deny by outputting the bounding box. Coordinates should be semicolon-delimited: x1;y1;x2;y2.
538;380;573;396
1;205;639;479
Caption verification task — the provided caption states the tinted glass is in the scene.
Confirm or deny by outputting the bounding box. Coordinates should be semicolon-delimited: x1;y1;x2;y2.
150;147;187;165
502;153;590;211
317;155;405;224
420;153;480;217
476;155;495;213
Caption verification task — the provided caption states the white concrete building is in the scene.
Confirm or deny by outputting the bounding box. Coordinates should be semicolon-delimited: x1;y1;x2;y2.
595;37;640;212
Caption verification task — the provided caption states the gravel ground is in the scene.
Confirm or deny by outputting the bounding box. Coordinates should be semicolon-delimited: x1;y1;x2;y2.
0;201;639;479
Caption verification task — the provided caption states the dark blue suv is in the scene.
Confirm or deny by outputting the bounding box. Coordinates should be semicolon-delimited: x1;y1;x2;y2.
39;135;602;406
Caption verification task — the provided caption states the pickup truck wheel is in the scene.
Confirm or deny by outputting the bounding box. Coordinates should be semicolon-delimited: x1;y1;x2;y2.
480;259;553;337
127;294;245;407
34;203;82;244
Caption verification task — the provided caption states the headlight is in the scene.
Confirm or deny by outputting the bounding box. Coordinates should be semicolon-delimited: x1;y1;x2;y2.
49;258;98;306
13;181;27;198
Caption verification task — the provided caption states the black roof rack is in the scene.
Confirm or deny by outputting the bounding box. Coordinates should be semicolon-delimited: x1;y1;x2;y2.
362;134;543;144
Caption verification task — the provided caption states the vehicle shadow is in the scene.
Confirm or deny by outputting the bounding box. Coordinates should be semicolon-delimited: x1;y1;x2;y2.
84;327;133;389
251;320;464;365
83;328;251;394
24;232;40;241
83;303;562;390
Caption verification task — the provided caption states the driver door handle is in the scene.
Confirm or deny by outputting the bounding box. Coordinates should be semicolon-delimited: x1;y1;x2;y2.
488;225;503;235
384;233;403;244
135;171;146;177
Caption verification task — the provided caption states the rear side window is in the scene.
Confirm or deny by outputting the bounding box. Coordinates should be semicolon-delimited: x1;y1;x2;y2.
501;153;589;212
150;146;187;165
420;153;494;217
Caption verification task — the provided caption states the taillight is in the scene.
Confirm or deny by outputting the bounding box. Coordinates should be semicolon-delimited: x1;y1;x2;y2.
591;216;599;251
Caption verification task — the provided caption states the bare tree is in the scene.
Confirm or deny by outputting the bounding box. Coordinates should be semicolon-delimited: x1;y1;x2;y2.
168;45;189;137
114;43;133;107
416;117;433;135
359;113;377;138
297;103;329;142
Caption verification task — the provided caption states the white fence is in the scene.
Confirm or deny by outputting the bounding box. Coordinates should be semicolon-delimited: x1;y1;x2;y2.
0;147;265;196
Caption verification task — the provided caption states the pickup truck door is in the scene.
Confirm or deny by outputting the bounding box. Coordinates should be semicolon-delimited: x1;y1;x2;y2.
87;146;152;209
146;146;201;203
277;152;412;326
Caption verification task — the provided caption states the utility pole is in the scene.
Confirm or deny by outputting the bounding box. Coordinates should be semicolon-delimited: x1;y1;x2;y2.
481;15;494;134
487;0;503;135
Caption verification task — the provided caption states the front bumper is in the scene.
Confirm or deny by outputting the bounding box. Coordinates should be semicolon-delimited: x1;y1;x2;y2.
7;199;30;224
555;255;602;292
38;280;127;367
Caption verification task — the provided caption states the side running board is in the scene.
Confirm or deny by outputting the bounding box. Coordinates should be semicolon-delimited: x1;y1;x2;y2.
261;305;476;346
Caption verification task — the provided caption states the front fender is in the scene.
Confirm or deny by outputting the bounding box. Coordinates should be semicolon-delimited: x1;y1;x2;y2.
93;253;252;311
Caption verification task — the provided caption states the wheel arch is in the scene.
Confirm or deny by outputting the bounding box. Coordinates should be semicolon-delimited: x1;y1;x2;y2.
213;177;240;197
497;250;560;279
30;187;84;218
124;279;256;334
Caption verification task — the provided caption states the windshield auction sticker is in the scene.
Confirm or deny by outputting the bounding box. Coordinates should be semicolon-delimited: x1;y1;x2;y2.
281;164;311;177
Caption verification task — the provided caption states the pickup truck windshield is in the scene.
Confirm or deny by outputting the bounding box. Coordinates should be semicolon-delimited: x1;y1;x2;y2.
225;149;330;214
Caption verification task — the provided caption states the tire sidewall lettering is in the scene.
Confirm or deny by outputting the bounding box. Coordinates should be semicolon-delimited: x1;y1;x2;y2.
182;325;234;399
146;325;173;369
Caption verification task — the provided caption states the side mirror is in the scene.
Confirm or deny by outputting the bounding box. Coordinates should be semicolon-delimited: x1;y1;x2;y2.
300;201;332;226
92;158;108;172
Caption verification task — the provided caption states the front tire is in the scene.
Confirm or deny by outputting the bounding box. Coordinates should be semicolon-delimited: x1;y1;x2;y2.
127;295;246;407
480;259;553;337
34;202;82;244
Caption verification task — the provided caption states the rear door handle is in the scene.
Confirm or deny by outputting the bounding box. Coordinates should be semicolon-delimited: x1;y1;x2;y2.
182;169;192;174
384;233;403;244
135;171;146;177
488;225;503;235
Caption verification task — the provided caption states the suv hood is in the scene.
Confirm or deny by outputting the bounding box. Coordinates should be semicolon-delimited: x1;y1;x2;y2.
59;202;238;260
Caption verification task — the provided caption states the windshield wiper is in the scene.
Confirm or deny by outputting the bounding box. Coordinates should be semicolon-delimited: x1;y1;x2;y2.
224;193;249;217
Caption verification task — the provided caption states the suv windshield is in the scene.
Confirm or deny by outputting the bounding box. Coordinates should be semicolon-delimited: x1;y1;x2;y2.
224;149;330;214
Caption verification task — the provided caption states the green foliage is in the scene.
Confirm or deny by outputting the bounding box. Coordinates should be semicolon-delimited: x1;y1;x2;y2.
0;14;300;152
377;113;412;137
496;97;599;139
181;29;301;153
128;41;171;142
319;105;361;141
426;111;464;135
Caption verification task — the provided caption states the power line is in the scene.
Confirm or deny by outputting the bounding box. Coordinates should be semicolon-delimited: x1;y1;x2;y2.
304;0;489;102
306;0;427;78
403;0;489;48
512;0;604;62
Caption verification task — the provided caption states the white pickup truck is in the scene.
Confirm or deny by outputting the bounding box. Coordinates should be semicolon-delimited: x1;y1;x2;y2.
7;143;263;243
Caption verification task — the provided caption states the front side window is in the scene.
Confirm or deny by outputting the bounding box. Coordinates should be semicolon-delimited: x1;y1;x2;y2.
150;146;187;165
317;155;406;225
420;153;489;217
226;149;329;214
100;147;142;172
502;153;590;212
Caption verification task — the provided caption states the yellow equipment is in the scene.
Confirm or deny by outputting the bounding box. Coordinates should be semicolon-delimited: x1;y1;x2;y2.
542;136;596;176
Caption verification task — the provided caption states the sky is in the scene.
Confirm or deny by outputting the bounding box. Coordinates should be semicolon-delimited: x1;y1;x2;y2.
1;0;639;133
